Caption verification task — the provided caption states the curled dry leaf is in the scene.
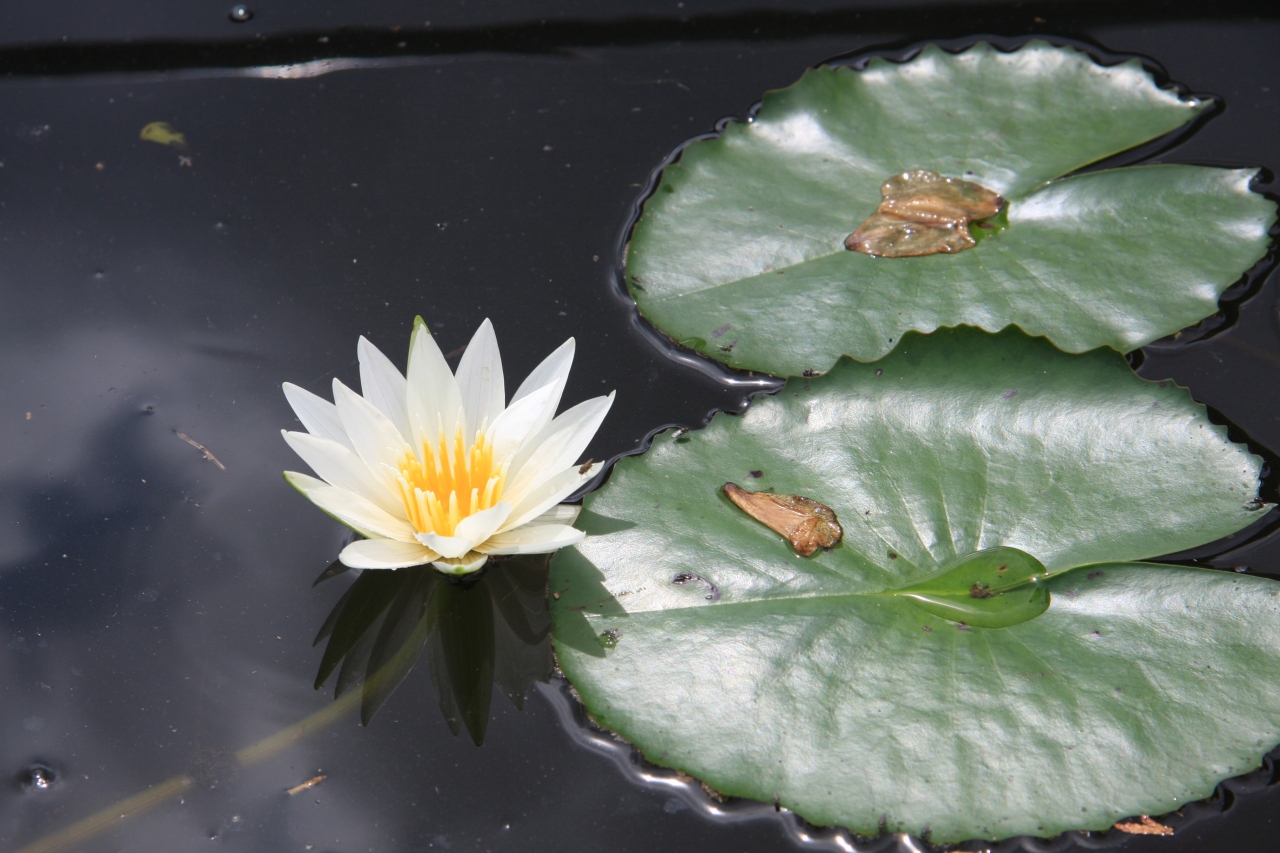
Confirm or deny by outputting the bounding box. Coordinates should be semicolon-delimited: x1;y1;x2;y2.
722;482;843;556
846;169;1004;258
1113;816;1174;836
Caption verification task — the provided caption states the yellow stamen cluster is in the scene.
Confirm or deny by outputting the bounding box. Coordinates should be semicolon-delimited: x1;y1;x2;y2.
395;427;504;536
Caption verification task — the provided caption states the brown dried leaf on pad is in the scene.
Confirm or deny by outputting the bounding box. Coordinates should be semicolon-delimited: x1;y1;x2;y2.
846;169;1004;258
723;483;843;556
1113;815;1174;836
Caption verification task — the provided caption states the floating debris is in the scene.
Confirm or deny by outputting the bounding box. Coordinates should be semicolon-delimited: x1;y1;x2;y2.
140;121;189;152
175;431;226;470
286;774;327;796
1113;815;1173;836
723;482;842;556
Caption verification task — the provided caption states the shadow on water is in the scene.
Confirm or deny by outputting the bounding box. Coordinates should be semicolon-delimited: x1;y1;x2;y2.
0;404;194;624
312;553;553;743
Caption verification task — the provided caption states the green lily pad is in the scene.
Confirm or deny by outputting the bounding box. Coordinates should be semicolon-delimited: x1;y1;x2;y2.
551;328;1279;841
625;41;1276;376
890;546;1050;628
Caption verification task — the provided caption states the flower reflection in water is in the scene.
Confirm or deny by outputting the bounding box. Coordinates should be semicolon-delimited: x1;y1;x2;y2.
312;554;554;743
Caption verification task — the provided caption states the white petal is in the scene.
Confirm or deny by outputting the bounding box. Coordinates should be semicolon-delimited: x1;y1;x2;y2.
406;316;463;449
486;381;560;464
333;379;408;491
340;538;440;570
455;319;505;442
358;336;411;441
283;470;328;494
454;500;512;542
284;473;417;541
528;504;581;526
500;462;601;533
511;337;573;407
416;531;477;558
431;552;489;575
283;383;353;450
415;501;511;557
477;523;584;555
505;392;614;503
281;430;405;518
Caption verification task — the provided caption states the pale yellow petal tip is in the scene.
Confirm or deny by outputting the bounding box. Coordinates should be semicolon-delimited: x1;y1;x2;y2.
432;552;489;576
283;470;321;493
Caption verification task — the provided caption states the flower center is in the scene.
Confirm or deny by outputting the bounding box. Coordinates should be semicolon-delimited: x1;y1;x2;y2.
394;427;505;536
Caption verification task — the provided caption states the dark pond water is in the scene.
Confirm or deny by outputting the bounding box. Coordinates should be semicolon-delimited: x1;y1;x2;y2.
1;2;1278;851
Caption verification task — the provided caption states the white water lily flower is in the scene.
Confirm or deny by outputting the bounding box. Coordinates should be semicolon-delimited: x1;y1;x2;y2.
281;317;612;575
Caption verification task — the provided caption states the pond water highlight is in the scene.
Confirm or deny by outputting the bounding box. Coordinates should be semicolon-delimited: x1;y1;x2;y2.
1;6;1279;853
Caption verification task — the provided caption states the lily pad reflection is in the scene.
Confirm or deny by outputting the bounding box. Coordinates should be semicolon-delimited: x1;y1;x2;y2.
313;553;553;743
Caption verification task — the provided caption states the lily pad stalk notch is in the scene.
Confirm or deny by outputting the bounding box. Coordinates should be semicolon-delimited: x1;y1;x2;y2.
625;41;1277;376
551;328;1280;842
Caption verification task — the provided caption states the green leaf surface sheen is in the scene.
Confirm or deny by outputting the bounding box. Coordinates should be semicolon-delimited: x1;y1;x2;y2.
551;328;1279;841
626;42;1276;375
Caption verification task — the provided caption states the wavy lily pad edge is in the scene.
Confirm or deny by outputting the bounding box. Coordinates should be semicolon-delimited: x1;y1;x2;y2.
549;327;1280;845
539;673;1280;851
615;35;1279;380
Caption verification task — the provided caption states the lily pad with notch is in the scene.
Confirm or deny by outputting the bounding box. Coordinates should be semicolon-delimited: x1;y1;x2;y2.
551;327;1280;841
889;546;1049;628
625;41;1277;376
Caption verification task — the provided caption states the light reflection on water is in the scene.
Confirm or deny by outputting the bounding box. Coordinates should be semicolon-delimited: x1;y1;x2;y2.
0;25;782;852
0;13;1278;853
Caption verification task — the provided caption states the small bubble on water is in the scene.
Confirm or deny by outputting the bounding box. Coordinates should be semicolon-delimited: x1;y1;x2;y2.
17;123;52;141
228;5;253;22
17;764;57;791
